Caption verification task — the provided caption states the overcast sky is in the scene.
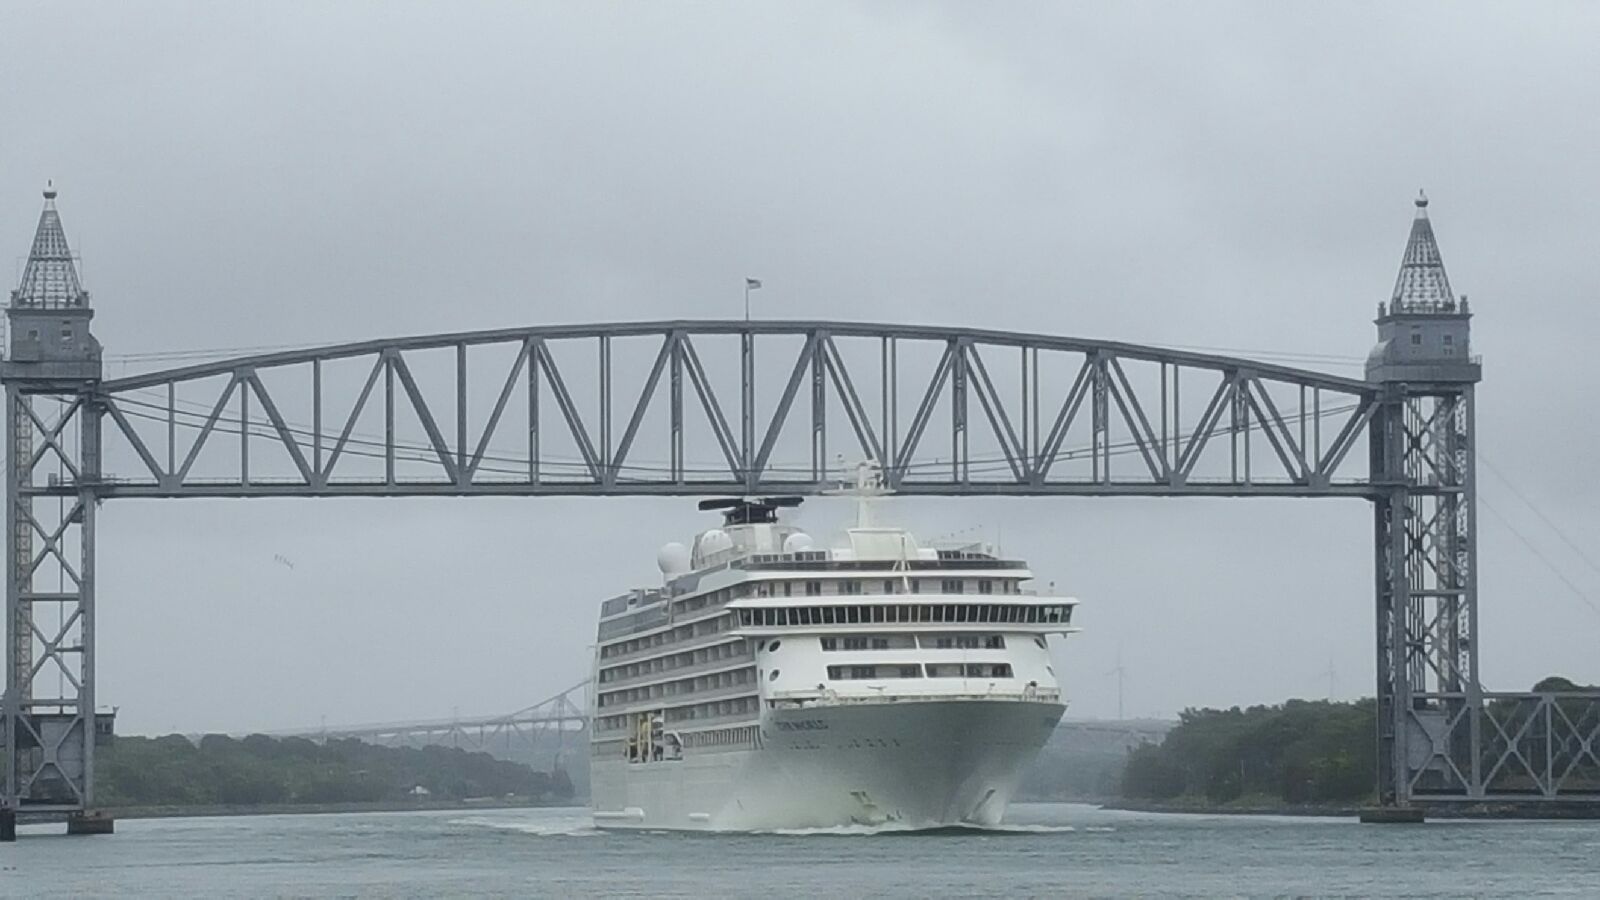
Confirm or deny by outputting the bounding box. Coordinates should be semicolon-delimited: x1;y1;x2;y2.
2;2;1597;734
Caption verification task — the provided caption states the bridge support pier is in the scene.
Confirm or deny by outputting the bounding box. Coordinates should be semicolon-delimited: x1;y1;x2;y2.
65;810;114;835
1359;806;1426;824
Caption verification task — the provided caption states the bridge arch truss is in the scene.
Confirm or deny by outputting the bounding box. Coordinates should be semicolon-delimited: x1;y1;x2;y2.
84;321;1383;499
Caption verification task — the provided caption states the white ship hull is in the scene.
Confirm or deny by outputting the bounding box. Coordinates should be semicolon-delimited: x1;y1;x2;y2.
592;698;1064;831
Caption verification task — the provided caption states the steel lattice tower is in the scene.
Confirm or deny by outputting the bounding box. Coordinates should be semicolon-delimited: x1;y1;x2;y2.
1;185;109;836
1367;192;1483;805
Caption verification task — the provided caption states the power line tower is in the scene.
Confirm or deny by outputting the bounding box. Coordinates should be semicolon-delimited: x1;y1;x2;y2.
1367;192;1482;806
0;185;111;838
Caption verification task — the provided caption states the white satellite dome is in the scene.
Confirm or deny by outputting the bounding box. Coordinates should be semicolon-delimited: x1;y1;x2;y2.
656;541;691;577
696;528;734;561
782;532;814;554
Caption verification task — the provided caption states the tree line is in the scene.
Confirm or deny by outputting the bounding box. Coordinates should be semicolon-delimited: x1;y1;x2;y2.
1120;676;1600;805
1121;698;1375;804
97;733;573;808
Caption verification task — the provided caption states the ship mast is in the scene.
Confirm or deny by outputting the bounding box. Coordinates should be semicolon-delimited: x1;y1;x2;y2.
844;459;890;529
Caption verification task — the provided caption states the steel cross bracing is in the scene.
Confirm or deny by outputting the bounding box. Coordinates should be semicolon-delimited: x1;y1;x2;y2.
1363;193;1600;805
1373;388;1600;802
2;187;109;829
2;392;104;816
77;322;1388;499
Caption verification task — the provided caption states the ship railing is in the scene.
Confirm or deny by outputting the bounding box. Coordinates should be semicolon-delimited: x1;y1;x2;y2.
767;688;1063;709
738;557;1021;572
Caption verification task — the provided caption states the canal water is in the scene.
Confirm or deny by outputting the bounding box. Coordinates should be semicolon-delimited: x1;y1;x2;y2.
3;803;1596;897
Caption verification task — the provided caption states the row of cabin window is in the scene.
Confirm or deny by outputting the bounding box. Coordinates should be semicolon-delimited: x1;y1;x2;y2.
748;549;1005;563
595;714;634;732
826;663;1014;680
819;634;1005;651
600;578;1004;658
752;578;1015;598
668;695;757;723
598;640;747;683
738;604;1071;627
595;605;670;642
667;577;1019;620
598;695;760;727
608;579;1026;648
599;613;739;659
676;587;740;614
597;665;755;708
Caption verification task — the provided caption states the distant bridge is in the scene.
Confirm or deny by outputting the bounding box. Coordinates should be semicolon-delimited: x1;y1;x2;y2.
271;682;1168;762
269;681;588;758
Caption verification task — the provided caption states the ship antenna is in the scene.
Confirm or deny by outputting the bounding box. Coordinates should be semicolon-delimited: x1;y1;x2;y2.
852;459;887;528
824;458;891;527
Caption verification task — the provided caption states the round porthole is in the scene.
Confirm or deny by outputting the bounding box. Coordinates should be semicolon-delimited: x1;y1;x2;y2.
769;669;780;681
768;640;781;652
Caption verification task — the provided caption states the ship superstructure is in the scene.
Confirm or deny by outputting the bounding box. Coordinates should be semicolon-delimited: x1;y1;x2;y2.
589;466;1078;830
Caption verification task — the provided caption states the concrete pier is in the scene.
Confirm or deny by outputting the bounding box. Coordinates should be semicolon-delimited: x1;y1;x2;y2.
65;811;115;835
1359;807;1426;824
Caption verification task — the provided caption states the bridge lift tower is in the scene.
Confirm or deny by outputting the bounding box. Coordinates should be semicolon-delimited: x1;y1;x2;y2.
1366;193;1485;807
1;185;111;838
1;187;1596;838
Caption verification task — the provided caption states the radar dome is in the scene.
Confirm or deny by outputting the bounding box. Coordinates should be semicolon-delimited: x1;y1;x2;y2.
696;528;734;561
782;532;814;553
656;541;690;577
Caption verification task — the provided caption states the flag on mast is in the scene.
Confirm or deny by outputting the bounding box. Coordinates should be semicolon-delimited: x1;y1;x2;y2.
743;278;763;320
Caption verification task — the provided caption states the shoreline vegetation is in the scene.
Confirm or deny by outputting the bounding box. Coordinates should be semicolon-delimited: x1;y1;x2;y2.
1110;677;1600;819
96;678;1598;821
97;733;573;815
1034;677;1600;819
1101;799;1600;820
1119;698;1376;807
109;795;570;821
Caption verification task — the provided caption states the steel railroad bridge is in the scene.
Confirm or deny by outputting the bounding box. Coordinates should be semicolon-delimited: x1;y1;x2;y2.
4;189;1598;837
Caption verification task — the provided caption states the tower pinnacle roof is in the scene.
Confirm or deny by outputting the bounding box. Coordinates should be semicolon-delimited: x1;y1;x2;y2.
1387;189;1456;315
11;181;88;309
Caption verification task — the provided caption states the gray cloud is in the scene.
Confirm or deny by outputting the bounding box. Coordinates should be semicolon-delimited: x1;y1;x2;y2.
2;1;1596;731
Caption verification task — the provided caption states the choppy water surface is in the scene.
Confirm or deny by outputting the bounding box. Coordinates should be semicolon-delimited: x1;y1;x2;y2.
4;803;1597;898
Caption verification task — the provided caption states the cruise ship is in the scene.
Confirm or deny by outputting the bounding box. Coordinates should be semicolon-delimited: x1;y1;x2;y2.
589;466;1079;831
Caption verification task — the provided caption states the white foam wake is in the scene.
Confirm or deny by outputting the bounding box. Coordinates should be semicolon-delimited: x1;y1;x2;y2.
448;816;604;837
758;821;1080;836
